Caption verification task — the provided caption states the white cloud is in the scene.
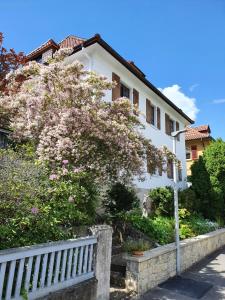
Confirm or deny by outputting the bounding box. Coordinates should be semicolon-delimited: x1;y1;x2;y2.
213;99;225;104
189;83;199;92
159;84;199;120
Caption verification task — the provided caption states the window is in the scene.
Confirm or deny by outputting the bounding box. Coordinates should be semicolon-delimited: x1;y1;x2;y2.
167;159;174;179
150;105;155;126
186;147;191;160
191;145;198;160
169;119;175;134
157;107;161;130
120;83;130;98
165;114;175;136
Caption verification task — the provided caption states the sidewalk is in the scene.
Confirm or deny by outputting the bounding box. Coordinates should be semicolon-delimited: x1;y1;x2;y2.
141;247;225;299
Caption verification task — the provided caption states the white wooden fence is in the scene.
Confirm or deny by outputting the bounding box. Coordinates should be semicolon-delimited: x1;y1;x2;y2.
0;236;97;300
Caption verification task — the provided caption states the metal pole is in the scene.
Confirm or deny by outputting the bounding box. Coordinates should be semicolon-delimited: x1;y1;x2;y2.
173;136;181;275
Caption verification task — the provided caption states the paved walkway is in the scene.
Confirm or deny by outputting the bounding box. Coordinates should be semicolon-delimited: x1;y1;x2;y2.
141;247;225;299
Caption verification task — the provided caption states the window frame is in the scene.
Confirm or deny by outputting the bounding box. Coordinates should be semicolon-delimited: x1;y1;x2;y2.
191;145;198;160
186;147;191;160
120;82;130;99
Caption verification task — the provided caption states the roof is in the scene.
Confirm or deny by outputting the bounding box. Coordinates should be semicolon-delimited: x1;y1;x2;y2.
26;34;194;124
185;125;212;141
59;35;85;48
26;39;59;60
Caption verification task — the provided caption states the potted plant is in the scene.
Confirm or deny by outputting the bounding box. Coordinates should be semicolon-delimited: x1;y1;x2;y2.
123;239;151;256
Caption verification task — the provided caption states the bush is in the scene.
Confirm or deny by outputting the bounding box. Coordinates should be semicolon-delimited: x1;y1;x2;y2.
0;147;99;249
190;156;219;219
178;188;197;212
103;182;139;216
149;186;174;217
186;215;219;236
123;239;151;253
124;211;219;246
124;212;175;245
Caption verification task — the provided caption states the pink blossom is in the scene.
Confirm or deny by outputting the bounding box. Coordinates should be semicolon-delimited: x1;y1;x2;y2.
62;159;69;165
31;207;39;215
0;49;171;183
49;174;58;180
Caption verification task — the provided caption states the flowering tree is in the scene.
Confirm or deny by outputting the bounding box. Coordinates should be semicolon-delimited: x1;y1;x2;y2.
0;48;170;183
0;32;25;127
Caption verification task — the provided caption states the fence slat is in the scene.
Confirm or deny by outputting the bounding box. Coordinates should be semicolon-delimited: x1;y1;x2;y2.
66;248;73;280
47;252;55;287
72;248;79;277
53;251;62;284
88;244;94;272
40;253;48;288
15;258;25;297
60;250;68;282
32;255;41;292
24;256;33;292
5;260;16;300
0;262;6;299
78;246;84;275
83;245;89;273
0;236;97;300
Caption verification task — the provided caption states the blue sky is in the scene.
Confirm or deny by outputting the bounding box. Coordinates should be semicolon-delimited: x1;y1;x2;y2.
1;0;225;138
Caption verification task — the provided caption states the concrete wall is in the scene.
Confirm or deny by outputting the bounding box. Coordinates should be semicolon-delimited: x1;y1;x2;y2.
39;278;97;300
90;225;112;300
67;44;189;195
124;228;225;296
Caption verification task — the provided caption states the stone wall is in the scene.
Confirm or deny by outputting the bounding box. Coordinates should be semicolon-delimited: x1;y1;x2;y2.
39;278;97;300
125;228;225;296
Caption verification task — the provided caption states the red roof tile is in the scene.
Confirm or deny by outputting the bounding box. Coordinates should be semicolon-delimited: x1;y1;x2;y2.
185;125;211;141
26;35;85;60
59;35;85;48
26;39;59;59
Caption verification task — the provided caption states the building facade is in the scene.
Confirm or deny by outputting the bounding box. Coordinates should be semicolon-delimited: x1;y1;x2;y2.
27;34;194;198
185;125;213;176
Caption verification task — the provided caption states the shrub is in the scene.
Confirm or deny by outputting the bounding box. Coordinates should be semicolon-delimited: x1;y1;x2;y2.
149;186;174;217
178;188;197;212
124;212;175;245
0;147;99;249
103;182;139;216
179;224;195;239
190;156;219;219
124;211;219;246
123;239;151;253
186;215;219;236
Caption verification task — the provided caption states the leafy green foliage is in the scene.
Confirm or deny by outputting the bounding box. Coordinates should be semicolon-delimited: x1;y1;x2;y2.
124;211;219;245
124;212;175;245
103;182;139;216
149;186;174;217
190;139;225;220
0;147;99;249
123;239;151;253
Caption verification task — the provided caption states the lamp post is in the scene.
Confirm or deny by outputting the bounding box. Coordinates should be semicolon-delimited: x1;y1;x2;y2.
171;128;186;276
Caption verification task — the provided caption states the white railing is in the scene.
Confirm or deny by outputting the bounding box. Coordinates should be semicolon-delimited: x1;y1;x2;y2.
0;236;97;300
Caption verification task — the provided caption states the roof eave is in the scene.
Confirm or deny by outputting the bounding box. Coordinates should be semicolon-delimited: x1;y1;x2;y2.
71;34;194;124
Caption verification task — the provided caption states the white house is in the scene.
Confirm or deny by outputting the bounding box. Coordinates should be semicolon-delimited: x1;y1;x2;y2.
27;34;194;198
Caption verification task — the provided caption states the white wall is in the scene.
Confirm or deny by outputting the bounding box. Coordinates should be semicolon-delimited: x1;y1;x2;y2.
68;44;189;194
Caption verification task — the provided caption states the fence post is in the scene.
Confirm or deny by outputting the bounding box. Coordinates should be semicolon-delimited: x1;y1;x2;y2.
90;225;112;300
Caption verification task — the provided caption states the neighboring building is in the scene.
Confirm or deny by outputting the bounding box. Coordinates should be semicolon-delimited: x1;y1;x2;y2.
27;34;194;198
185;125;213;176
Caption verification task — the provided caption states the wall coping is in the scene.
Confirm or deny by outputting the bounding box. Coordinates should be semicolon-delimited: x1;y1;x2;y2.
124;228;225;263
